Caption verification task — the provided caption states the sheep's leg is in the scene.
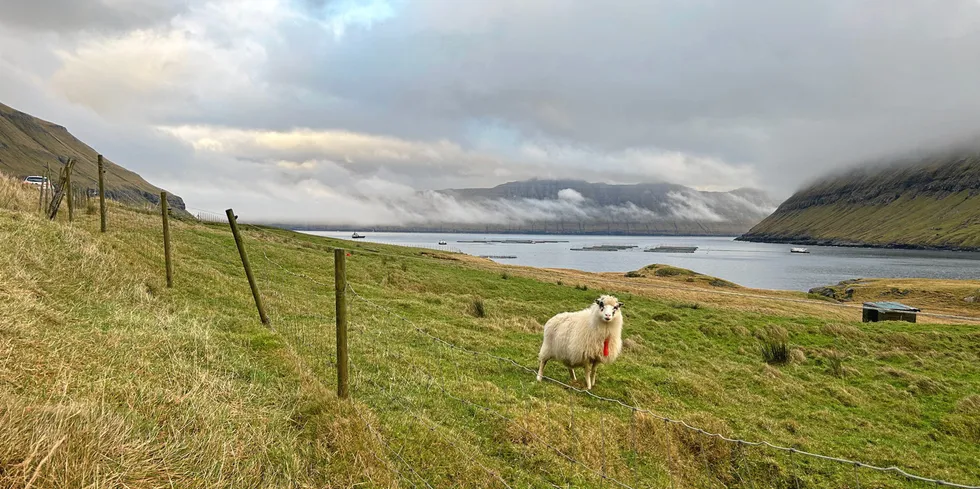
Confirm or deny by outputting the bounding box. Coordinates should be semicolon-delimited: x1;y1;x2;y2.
584;362;593;390
537;358;548;382
590;360;599;387
568;367;577;381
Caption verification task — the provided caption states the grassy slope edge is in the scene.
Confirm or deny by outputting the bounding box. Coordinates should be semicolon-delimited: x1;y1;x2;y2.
1;174;978;488
741;192;980;250
740;154;980;250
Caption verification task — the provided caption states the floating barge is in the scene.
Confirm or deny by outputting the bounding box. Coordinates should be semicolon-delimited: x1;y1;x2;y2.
570;245;638;252
645;245;698;253
479;255;518;259
791;247;810;254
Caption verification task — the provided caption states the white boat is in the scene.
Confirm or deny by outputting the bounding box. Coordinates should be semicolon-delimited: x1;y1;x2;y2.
351;232;366;239
791;247;809;254
438;240;447;245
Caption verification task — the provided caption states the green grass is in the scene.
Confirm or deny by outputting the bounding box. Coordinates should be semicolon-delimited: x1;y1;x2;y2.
1;174;979;487
742;153;980;249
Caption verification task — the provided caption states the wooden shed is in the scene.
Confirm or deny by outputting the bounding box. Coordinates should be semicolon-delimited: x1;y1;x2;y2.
862;302;920;323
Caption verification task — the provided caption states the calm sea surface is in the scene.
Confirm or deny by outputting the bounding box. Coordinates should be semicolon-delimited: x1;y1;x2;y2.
300;231;980;291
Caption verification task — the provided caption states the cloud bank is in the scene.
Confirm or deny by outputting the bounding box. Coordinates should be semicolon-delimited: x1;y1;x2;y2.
3;0;980;220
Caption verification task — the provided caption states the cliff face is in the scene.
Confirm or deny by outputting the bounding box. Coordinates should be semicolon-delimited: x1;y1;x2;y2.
0;102;184;210
739;151;980;250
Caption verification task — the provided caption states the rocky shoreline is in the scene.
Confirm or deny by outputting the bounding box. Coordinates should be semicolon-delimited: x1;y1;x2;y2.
735;234;980;252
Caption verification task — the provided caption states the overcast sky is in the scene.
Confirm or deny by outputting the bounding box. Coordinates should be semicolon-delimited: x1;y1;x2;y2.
2;0;980;220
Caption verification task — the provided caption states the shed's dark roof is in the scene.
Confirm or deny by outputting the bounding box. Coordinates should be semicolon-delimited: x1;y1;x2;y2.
862;301;921;312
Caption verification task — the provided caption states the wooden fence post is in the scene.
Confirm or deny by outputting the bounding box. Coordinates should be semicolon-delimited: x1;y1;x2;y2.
43;164;50;211
66;162;73;222
335;248;349;399
161;191;173;288
37;179;44;213
98;154;107;232
226;209;269;324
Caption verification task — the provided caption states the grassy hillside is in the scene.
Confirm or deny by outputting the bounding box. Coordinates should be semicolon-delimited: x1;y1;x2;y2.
740;152;980;250
1;173;978;488
0;102;184;210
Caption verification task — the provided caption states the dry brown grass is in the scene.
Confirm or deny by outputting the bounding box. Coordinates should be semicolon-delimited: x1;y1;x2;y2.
0;173;39;213
0;187;392;488
456;257;980;325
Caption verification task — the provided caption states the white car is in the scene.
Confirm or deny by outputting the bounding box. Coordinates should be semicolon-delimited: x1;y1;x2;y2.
23;176;49;187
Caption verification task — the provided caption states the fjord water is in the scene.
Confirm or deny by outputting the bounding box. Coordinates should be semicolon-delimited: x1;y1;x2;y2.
303;232;980;291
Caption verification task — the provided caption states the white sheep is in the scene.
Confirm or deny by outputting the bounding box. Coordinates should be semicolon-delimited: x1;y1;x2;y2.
536;295;624;390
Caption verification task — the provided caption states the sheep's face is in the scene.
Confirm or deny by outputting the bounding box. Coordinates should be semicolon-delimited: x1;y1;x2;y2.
594;296;623;323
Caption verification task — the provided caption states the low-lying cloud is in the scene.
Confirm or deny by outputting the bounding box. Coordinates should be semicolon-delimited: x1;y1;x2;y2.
5;0;980;216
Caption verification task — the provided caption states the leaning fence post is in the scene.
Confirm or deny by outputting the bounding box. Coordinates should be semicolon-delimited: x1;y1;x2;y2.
47;158;75;220
226;209;269;324
161;191;173;288
335;248;349;399
98;154;107;232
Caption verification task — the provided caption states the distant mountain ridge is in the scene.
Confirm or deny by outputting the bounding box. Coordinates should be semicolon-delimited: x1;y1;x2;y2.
0;102;184;210
443;178;774;217
287;179;778;236
738;150;980;250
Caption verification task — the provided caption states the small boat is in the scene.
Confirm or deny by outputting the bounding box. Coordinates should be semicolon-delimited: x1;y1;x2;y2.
351;232;366;239
791;247;809;254
438;240;448;245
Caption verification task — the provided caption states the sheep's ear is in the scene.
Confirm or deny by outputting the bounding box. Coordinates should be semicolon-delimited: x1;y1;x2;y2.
595;298;603;305
617;302;625;308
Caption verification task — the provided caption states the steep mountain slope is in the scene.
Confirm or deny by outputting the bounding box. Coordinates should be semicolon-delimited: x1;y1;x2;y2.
0;102;184;209
300;179;776;235
738;151;980;250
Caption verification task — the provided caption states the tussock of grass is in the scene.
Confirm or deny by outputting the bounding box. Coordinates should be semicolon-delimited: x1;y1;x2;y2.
470;297;487;318
651;311;681;322
758;325;790;365
823;350;848;378
761;340;790;365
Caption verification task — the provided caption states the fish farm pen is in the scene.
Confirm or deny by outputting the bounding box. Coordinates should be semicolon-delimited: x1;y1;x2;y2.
570;245;639;251
645;245;698;253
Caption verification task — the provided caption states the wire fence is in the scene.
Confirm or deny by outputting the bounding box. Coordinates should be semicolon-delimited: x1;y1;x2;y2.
244;236;980;489
185;207;229;224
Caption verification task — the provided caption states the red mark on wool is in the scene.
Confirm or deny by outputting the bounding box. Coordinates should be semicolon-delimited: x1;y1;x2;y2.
603;338;610;357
